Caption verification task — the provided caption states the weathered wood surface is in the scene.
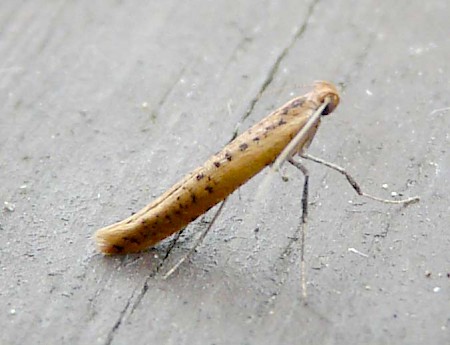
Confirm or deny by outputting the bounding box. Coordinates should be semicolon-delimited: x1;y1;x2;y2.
1;1;449;344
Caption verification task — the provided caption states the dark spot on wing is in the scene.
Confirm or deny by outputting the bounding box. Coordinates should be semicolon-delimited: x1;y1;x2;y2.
291;98;305;108
239;143;249;151
113;245;124;252
123;236;140;244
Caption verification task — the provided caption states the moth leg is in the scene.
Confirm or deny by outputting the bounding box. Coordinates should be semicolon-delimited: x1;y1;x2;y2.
288;157;310;300
301;153;419;205
162;199;228;279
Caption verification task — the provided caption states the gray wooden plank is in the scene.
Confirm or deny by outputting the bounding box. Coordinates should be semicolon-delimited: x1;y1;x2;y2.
1;0;449;344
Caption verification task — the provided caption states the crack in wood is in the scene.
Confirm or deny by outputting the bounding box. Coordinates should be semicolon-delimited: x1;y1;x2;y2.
241;0;322;122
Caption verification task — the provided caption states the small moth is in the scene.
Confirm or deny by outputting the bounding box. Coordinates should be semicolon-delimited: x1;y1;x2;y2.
95;81;418;257
96;81;341;254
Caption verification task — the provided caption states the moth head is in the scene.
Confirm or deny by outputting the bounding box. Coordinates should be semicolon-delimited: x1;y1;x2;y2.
313;81;340;115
